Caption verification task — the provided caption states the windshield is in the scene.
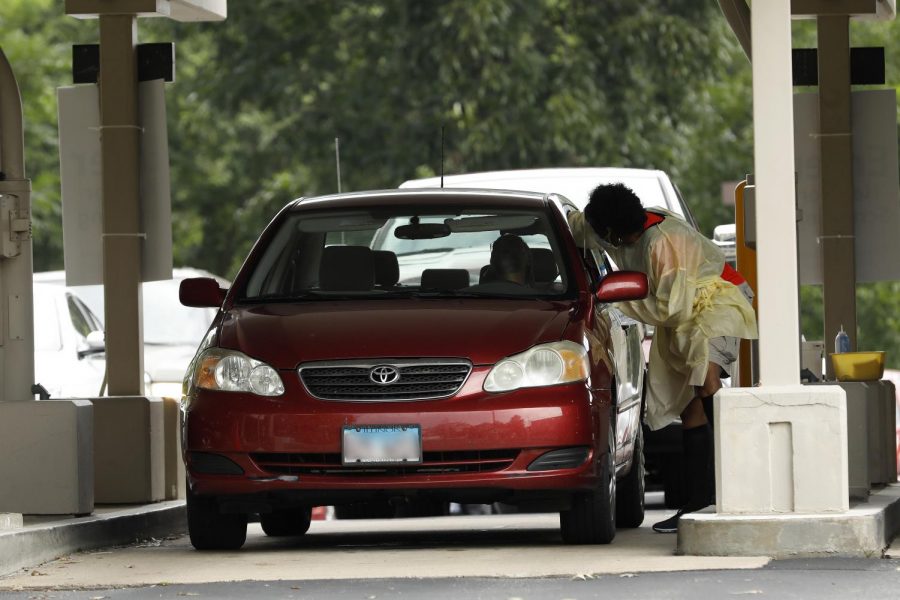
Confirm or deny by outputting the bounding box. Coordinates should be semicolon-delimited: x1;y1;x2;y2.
240;206;572;301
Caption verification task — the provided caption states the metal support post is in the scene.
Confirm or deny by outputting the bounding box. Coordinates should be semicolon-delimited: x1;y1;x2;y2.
99;15;144;395
751;0;802;386
817;15;857;378
0;47;35;403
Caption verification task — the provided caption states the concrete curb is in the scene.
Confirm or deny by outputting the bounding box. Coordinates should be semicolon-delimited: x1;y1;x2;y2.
0;500;186;577
678;484;900;558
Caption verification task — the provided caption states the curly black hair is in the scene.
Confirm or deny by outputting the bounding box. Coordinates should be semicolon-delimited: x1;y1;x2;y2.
490;233;531;278
584;183;645;239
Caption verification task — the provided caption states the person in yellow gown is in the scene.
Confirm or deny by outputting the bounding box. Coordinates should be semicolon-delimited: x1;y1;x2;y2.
568;183;758;533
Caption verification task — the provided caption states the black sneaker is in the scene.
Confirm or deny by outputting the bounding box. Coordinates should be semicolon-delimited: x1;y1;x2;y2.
651;510;683;533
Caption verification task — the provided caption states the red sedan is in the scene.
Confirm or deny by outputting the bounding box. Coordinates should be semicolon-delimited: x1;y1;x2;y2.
179;189;648;549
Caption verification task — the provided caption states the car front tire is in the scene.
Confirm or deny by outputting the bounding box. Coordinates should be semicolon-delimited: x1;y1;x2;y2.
187;490;247;550
260;508;312;537
559;423;616;544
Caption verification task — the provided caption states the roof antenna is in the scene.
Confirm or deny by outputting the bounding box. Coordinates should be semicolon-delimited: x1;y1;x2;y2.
335;137;342;193
440;125;445;188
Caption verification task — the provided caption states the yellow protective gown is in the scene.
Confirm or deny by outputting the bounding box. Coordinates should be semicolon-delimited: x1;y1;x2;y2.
568;208;758;430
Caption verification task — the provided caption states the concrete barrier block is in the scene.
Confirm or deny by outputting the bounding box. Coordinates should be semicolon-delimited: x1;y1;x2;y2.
0;513;23;530
92;396;165;504
879;380;897;484
161;397;185;500
0;400;93;514
716;385;848;514
807;381;870;500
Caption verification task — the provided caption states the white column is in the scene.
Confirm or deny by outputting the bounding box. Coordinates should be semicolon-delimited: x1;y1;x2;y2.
751;0;801;385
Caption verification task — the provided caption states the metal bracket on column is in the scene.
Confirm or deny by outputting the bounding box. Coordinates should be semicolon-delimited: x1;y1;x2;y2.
0;193;31;259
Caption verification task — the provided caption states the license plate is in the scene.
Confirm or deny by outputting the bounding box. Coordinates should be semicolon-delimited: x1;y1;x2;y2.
342;425;422;466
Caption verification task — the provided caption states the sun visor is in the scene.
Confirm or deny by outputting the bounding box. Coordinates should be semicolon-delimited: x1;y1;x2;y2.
295;214;388;233
445;215;537;232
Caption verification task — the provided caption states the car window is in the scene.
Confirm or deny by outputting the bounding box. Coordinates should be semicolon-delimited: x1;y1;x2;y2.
66;294;101;337
241;206;573;300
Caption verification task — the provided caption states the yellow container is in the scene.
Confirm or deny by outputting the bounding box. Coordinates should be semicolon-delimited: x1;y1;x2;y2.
830;351;885;382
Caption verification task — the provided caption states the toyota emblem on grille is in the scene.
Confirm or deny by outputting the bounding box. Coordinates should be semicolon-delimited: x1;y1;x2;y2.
370;365;400;385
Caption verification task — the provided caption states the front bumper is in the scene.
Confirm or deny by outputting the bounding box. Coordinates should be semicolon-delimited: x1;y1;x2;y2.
184;367;611;504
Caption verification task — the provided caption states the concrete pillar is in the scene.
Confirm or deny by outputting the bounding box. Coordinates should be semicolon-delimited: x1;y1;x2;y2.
92;397;164;504
0;401;94;515
879;380;897;484
680;2;851;551
715;387;849;514
751;0;801;386
163;396;185;500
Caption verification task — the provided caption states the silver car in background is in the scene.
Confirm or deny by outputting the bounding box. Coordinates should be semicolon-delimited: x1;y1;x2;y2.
33;282;106;398
32;267;228;398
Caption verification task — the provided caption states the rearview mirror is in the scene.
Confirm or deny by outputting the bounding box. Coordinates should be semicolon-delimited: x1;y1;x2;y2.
596;271;648;303
394;223;451;240
180;277;227;308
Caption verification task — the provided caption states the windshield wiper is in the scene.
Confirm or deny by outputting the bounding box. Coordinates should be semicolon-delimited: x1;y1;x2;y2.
236;292;328;303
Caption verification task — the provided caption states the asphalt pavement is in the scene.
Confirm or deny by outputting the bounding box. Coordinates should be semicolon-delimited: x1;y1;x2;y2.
0;493;898;599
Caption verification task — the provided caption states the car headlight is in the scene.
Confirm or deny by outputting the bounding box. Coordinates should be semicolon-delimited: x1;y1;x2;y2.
484;341;589;392
194;348;285;396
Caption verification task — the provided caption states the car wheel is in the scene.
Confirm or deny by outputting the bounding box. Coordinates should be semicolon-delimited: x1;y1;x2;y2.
187;490;247;550
615;425;645;528
333;500;395;519
559;422;616;545
260;508;312;537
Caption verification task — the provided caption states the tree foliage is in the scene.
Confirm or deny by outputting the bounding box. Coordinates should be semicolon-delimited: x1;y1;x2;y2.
0;0;94;270
143;0;741;276
2;1;899;366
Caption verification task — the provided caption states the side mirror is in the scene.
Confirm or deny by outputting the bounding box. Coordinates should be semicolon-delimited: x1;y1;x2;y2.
78;330;106;359
596;271;648;303
180;277;226;308
85;330;105;350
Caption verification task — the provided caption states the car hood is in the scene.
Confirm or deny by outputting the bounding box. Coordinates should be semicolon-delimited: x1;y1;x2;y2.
218;299;576;368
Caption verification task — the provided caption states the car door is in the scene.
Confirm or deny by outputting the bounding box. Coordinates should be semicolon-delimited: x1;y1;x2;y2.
585;249;645;469
558;200;645;470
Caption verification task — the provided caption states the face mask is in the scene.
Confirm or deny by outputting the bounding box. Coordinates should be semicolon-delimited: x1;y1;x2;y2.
601;227;625;249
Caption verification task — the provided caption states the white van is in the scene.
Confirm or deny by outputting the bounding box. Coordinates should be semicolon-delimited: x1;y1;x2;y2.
400;167;698;227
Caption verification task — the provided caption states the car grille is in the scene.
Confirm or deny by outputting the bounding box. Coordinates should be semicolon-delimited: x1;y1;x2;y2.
298;359;472;401
250;449;519;476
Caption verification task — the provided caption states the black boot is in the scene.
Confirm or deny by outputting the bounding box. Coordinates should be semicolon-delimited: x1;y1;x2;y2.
681;423;713;512
701;394;715;429
652;424;712;533
701;394;717;504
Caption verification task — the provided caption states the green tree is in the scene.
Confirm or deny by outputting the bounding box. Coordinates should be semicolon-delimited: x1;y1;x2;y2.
141;0;738;275
3;1;899;372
